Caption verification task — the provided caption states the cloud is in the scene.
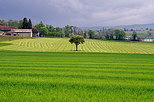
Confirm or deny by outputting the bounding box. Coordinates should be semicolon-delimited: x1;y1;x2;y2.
0;0;154;27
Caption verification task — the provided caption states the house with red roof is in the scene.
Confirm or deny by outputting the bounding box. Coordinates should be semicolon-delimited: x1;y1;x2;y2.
0;26;39;37
0;26;16;32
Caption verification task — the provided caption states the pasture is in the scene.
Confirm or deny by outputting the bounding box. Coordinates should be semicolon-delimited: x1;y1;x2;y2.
0;38;154;54
0;51;154;102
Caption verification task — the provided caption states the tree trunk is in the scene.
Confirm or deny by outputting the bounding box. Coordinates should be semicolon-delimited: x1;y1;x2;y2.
76;44;78;51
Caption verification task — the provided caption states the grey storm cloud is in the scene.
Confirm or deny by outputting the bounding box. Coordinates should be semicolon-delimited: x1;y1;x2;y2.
0;0;154;27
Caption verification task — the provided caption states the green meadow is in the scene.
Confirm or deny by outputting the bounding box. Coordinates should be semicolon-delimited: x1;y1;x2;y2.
0;38;154;54
0;38;154;102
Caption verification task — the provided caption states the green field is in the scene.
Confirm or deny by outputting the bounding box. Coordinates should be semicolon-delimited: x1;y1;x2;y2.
0;38;154;54
0;51;154;102
0;38;154;102
0;35;29;42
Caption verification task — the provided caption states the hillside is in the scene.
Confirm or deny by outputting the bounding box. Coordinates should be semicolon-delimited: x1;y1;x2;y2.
82;23;154;31
0;38;154;54
125;30;154;38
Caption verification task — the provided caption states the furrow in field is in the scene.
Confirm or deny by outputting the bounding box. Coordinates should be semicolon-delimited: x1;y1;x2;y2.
0;51;154;101
0;72;153;82
0;38;154;54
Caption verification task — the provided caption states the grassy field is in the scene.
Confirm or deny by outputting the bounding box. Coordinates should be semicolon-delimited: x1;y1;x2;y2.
0;35;29;42
0;38;154;54
0;37;154;101
0;51;153;102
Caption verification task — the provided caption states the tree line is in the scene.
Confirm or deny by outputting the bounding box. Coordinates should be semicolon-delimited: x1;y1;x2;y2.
0;18;32;29
0;18;139;41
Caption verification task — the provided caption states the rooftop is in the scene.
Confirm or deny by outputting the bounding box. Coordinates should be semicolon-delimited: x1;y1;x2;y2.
11;29;32;32
0;26;16;31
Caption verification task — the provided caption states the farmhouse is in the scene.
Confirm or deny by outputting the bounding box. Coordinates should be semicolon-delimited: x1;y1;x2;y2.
11;29;33;37
0;26;39;37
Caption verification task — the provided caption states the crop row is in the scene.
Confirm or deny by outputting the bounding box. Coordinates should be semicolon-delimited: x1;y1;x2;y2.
0;51;154;101
0;38;154;54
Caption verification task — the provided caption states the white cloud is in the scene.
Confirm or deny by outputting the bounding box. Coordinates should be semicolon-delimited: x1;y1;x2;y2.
1;0;154;27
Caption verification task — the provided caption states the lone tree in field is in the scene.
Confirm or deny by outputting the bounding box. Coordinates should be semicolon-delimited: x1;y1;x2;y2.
69;35;85;51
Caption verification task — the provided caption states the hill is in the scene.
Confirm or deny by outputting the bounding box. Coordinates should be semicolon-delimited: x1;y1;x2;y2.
82;23;154;31
125;30;154;38
0;38;154;54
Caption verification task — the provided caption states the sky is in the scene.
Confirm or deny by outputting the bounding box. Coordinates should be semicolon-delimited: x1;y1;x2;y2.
0;0;154;27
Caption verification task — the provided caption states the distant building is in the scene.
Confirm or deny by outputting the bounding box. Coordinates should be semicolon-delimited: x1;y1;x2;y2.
142;39;154;42
125;36;131;40
150;29;154;31
0;26;39;37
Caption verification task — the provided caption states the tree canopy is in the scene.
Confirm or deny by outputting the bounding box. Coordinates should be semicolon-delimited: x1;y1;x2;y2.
88;30;96;39
27;19;32;29
22;18;33;29
132;31;138;41
39;27;48;37
114;29;126;40
64;25;73;37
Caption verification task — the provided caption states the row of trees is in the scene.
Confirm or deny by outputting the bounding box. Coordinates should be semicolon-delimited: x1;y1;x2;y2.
0;18;101;39
0;19;19;28
1;18;140;41
0;18;86;38
0;18;32;29
35;22;86;37
87;29;126;40
96;29;141;41
35;22;64;37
